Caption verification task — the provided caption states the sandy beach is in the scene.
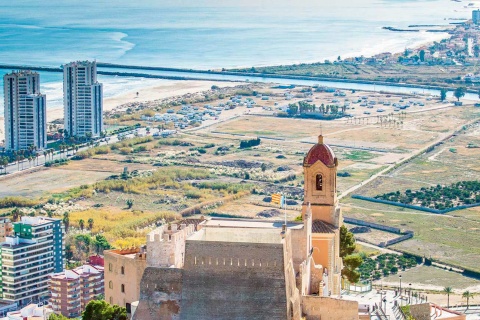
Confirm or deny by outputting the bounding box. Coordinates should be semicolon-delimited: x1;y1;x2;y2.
0;80;236;143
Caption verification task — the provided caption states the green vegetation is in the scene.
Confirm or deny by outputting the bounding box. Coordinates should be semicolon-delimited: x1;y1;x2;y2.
462;290;475;309
440;88;447;102
74;145;111;159
443;286;453;308
344;150;375;161
286;101;346;119
374;181;480;210
49;314;69;320
239;138;261;149
358;253;419;280
340;225;362;283
45;158;69;167
0;196;39;209
82;300;127;320
400;305;415;320
454;86;466;101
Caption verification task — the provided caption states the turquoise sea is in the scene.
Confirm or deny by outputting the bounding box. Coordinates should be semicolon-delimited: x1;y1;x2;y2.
0;0;472;111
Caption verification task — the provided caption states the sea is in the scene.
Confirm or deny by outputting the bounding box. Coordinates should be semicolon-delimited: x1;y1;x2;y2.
0;0;473;113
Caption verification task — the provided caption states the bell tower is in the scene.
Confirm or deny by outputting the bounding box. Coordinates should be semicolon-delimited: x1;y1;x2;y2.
302;134;343;296
302;135;340;227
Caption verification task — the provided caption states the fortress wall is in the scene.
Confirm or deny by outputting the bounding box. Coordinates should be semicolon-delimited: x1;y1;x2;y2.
302;296;359;320
181;240;288;320
133;267;183;320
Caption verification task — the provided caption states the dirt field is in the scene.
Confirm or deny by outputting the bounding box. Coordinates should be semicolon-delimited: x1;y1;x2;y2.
380;265;480;292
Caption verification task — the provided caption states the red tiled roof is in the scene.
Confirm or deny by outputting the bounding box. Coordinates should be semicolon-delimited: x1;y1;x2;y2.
304;143;336;167
312;220;336;234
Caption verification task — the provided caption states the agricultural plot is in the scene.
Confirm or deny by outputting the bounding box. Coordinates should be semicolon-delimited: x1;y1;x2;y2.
342;199;480;272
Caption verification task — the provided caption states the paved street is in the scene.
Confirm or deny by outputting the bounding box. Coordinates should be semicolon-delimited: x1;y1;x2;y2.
0;127;157;176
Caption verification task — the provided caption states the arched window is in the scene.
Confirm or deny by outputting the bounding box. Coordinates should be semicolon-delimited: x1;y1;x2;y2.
109;281;113;289
121;266;124;275
316;174;323;191
121;284;125;293
109;297;113;304
108;263;112;272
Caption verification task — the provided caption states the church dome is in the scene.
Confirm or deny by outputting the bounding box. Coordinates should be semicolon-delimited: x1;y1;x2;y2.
304;135;337;167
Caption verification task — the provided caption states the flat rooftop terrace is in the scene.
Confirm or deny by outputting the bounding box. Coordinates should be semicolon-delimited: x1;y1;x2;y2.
203;218;303;230
189;226;286;244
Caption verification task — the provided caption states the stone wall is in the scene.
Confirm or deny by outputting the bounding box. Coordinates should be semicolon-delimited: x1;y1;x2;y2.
146;224;195;268
133;268;183;320
302;296;359;320
181;240;288;319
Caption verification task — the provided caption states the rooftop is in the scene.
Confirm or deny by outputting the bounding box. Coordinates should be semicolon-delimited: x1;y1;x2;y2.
312;220;336;234
203;218;303;230
188;227;283;244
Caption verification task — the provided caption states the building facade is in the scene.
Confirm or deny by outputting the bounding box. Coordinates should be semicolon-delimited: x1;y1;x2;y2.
473;10;480;24
104;248;147;312
3;71;47;151
49;264;104;318
0;216;64;307
63;61;103;138
0;219;13;243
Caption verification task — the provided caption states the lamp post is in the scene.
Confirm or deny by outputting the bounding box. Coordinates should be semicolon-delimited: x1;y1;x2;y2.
399;275;402;295
409;283;412;304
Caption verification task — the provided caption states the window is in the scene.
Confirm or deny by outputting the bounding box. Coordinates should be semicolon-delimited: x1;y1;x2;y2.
121;266;124;275
109;297;113;304
108;263;112;272
316;174;323;191
109;281;113;289
121;284;125;293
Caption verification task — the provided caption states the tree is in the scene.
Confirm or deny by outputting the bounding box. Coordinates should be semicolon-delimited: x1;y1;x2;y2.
93;234;112;254
11;208;20;222
82;300;127;320
462;290;474;309
125;199;134;209
340;225;356;257
419;50;425;62
49;314;69;320
453;87;466;101
340;225;362;283
79;219;85;231
88;218;94;230
443;286;453;308
261;163;267;172
63;212;70;233
440;88;447;102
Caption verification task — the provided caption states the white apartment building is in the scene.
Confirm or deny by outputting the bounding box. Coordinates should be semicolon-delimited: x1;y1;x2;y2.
63;61;103;138
3;71;47;151
0;217;64;307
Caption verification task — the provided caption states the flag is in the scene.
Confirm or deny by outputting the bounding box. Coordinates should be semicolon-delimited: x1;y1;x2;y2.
271;193;282;205
280;195;285;208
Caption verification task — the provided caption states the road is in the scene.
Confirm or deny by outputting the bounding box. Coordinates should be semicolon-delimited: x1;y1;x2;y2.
0;127;157;177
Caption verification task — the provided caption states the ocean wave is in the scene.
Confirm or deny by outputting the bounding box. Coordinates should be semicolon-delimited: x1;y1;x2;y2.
109;32;136;58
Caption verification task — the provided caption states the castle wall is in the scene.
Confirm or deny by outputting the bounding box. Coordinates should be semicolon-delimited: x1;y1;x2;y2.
181;240;288;320
302;296;359;320
146;224;194;268
133;267;183;320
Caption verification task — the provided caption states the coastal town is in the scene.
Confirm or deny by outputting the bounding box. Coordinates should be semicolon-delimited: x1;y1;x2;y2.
0;2;479;320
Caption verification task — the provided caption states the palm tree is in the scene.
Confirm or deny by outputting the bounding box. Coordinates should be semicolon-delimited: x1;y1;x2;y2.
443;287;454;308
88;218;94;230
11;208;20;222
63;212;70;233
462;291;474;309
79;219;85;231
